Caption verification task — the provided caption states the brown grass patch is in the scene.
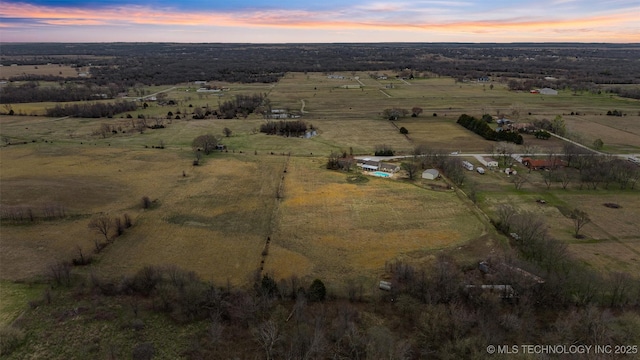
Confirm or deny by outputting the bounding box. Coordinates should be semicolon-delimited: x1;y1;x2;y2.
564;115;640;152
0;64;84;78
267;157;484;285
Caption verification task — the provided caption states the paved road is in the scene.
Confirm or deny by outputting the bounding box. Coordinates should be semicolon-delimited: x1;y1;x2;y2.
356;152;639;163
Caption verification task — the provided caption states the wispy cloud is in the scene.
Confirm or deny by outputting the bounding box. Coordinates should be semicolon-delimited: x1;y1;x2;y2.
1;0;638;42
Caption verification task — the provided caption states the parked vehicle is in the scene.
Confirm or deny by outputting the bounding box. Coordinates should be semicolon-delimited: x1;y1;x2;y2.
477;167;485;174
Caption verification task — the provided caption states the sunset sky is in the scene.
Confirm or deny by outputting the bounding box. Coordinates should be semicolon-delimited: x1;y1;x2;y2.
1;0;639;43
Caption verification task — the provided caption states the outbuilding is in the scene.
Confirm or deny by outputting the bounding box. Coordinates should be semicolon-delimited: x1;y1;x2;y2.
484;157;499;168
422;169;440;180
539;87;558;95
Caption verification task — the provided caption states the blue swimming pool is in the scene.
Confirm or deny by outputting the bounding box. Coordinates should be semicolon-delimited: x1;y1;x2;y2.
371;171;391;178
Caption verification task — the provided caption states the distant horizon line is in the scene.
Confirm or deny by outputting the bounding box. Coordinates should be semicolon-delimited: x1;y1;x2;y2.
2;41;639;45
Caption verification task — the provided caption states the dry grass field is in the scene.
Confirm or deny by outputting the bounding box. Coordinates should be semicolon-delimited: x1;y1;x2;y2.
563;115;640;152
2;71;640;311
266;156;485;287
478;180;640;277
0;64;84;78
0;140;484;287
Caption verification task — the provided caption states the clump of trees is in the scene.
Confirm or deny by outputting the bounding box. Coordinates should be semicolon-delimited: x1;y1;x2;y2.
414;146;466;186
532;115;566;136
326;151;354;171
534;130;551;139
382;108;409;120
0;203;66;223
87;213;132;253
374;144;394;156
218;93;265;118
191;134;219;155
45;101;137;118
0;82;123;104
259;120;308;137
457;114;523;144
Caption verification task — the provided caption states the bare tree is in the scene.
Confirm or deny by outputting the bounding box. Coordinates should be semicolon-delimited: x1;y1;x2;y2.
326;151;341;170
134;118;147;134
49;261;72;286
557;168;573;190
223;127;232;137
495;204;517;233
569;208;590;238
512;174;528;190
542;170;554;190
401;160;420;180
141;196;152;209
493;142;515;167
99;123;112;138
88;215;113;243
253;320;280;360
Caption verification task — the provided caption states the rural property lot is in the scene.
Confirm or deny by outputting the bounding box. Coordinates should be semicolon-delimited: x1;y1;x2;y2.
266;156;485;286
1;70;640;290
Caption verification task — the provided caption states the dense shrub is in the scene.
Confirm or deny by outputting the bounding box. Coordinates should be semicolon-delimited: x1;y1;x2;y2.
457;114;523;144
0;326;25;356
45;101;137;117
259;120;308;137
307;279;327;302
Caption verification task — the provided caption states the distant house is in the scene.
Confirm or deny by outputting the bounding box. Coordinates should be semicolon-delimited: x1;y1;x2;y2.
422;169;439;180
379;162;400;173
521;157;565;170
340;85;362;89
478;76;490;82
327;74;345;79
357;159;379;171
539;88;558;95
511;123;534;132
484;157;499;168
266;109;300;119
197;88;221;93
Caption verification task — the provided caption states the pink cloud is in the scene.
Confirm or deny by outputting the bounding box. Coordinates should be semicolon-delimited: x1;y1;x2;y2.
1;1;638;42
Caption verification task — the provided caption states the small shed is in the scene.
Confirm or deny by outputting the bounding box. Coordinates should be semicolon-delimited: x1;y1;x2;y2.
379;281;392;291
422;169;439;180
540;88;558;95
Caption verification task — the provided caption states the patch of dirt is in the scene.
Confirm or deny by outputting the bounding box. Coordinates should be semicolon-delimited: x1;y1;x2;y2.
603;203;622;209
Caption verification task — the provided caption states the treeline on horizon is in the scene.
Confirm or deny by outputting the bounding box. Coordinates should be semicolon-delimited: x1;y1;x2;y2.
1;43;639;100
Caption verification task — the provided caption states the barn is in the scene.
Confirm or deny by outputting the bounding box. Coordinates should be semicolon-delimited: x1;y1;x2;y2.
422;169;439;180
